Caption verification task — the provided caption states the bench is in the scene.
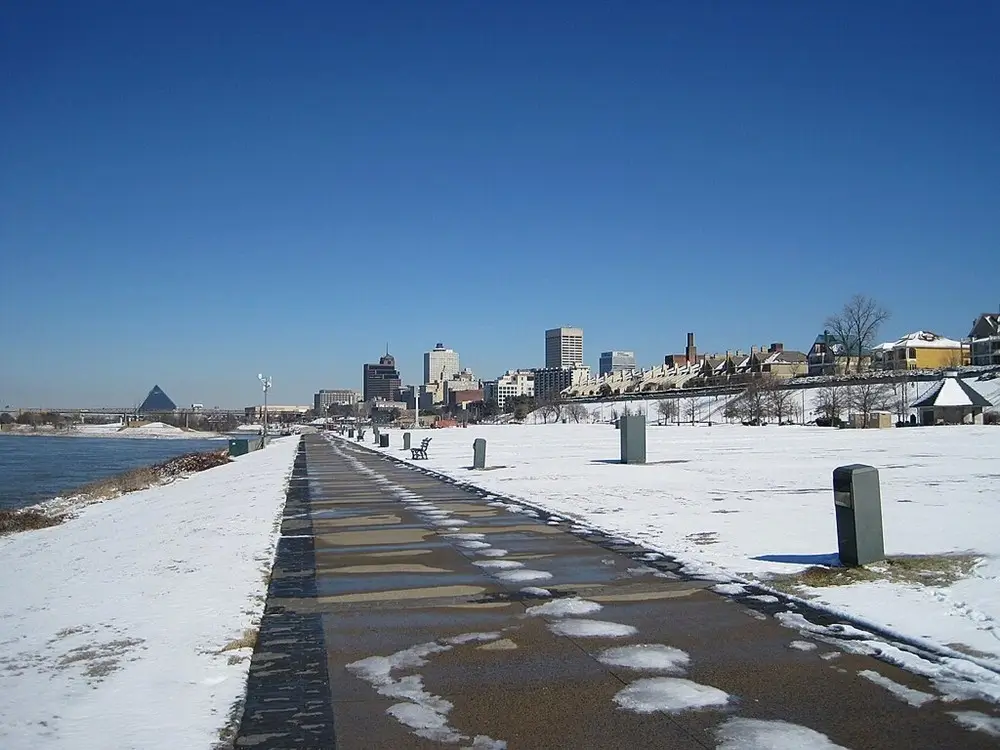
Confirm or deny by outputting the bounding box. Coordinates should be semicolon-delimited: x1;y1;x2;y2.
410;437;432;460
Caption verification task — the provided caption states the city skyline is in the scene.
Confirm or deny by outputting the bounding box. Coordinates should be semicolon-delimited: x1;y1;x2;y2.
3;2;997;406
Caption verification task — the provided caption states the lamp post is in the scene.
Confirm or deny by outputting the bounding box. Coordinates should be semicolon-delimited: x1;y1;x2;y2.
257;374;272;436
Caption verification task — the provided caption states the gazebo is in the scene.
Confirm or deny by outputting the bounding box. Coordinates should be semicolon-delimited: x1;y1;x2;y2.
910;374;992;425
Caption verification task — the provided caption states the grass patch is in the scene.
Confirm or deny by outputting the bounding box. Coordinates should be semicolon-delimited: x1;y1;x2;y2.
0;509;64;535
768;554;981;593
220;627;258;653
66;450;232;504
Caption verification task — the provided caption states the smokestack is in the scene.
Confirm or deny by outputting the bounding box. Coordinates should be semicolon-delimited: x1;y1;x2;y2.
685;332;697;364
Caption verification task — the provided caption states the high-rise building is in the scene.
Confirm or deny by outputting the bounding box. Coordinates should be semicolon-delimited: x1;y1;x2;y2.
545;327;583;368
363;354;401;402
423;343;460;384
533;366;591;402
599;351;636;376
314;389;360;414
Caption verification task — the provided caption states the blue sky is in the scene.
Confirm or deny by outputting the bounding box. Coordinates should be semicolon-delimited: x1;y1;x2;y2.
2;1;997;408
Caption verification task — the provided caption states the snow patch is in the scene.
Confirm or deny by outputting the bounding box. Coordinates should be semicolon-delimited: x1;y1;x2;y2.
495;569;553;583
788;640;817;652
597;644;691;673
715;717;849;749
547;619;638;638
614;677;730;713
525;597;603;618
949;711;1000;737
858;670;936;707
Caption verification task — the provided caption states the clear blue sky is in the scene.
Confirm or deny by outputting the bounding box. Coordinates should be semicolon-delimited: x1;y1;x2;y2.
2;1;997;408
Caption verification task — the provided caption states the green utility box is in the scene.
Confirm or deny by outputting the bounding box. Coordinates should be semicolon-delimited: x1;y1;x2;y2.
229;438;251;457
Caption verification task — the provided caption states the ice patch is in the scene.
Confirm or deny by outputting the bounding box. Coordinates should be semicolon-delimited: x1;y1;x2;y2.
476;548;509;557
598;644;690;673
434;518;468;526
520;587;552;597
858;670;936;707
712;583;747;596
820;652;841;660
716;717;849;749
495;569;553;583
473;560;525;570
456;541;491;550
614;677;730;713
788;640;817;652
547;619;638;638
387;702;460;743
747;594;780;604
525;597;603;618
950;711;1000;737
446;632;502;646
441;533;487;540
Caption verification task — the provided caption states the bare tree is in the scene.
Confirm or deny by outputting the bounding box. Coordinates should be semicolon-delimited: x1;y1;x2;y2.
767;384;797;424
729;377;777;425
814;385;846;424
848;382;894;426
684;398;699;425
656;399;677;425
824;294;890;374
564;402;590;423
537;401;561;424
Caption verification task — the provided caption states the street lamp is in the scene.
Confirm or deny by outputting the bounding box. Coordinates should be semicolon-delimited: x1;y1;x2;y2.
257;374;272;436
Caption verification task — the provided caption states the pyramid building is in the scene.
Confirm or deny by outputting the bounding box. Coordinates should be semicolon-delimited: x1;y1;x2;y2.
138;385;177;413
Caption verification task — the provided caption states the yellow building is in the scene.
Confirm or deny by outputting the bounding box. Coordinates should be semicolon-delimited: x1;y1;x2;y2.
880;331;969;370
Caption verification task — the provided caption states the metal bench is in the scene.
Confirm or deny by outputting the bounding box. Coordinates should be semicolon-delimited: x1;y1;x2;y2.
410;437;432;460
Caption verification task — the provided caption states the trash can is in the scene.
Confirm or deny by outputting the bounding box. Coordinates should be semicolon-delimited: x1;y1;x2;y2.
379;434;389;448
228;438;251;457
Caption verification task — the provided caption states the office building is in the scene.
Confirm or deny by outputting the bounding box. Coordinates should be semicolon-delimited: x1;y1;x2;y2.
423;343;461;384
545;327;583;368
483;370;535;411
363;354;401;402
533;366;591;403
314;389;360;414
599;351;636;376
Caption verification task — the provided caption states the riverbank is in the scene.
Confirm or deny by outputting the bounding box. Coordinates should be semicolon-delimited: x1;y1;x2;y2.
0;435;300;749
0;422;224;440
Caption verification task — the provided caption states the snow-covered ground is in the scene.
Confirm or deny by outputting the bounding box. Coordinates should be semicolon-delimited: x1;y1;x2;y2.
372;423;1000;666
0;436;300;749
70;421;225;439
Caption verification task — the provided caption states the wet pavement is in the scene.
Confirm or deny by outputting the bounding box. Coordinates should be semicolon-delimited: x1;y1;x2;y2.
235;434;999;749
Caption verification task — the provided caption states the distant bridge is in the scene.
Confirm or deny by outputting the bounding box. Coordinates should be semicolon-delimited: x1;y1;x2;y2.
3;406;249;417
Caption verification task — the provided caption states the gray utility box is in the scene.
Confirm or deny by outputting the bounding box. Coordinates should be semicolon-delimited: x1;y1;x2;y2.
403;432;411;450
348;428;355;438
379;434;389;448
619;414;647;464
833;464;885;567
473;438;487;469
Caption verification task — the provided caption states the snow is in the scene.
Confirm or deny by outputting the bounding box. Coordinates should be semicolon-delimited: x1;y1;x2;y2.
525;597;603;618
70;422;224;440
547;619;638;638
347;633;506;747
715;717;849;749
371;422;1000;665
494;569;552;583
613;677;730;713
949;711;1000;738
788;640;818;652
858;669;936;706
0;436;300;749
597;644;691;673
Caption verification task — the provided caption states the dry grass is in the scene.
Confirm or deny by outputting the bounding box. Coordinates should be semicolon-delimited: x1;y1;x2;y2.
0;509;64;535
69;450;231;503
768;554;981;593
219;628;259;653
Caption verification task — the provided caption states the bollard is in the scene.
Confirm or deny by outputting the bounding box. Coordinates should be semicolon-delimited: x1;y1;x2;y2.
620;414;646;464
348;428;354;438
403;432;411;450
357;430;364;442
833;464;885;566
379;434;389;448
473;438;486;469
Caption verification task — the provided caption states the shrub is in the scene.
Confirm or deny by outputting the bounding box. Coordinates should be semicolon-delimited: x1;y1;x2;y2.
985;410;999;426
0;509;64;535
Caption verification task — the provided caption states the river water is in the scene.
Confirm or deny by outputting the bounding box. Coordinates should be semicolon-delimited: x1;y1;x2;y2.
0;434;226;510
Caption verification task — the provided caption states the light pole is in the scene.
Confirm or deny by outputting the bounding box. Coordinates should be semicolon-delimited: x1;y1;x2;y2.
257;374;272;437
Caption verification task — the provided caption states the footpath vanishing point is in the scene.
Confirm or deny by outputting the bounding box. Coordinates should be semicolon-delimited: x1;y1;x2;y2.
234;434;996;749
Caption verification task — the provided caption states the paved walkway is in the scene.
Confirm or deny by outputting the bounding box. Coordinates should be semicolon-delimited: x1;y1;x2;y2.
235;434;997;749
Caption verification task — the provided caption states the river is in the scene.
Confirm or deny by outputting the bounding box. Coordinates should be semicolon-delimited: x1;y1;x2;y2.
0;434;226;510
